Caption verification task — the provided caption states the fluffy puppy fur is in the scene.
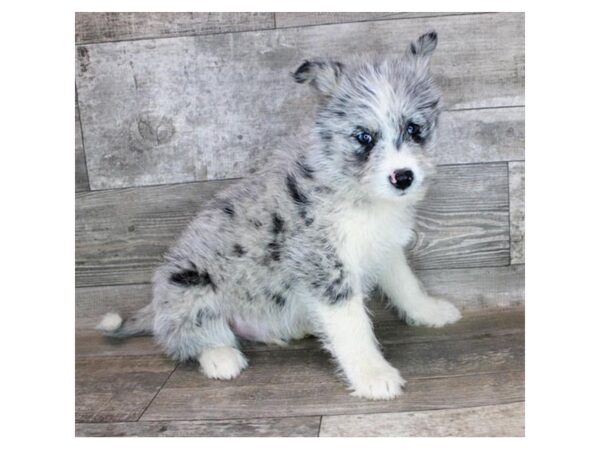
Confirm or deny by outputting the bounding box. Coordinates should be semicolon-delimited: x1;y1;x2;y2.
98;31;461;400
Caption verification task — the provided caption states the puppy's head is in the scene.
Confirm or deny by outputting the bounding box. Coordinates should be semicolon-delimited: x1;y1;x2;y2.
294;31;441;203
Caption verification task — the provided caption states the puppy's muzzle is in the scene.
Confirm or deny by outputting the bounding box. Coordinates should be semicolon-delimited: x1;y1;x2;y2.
389;169;414;191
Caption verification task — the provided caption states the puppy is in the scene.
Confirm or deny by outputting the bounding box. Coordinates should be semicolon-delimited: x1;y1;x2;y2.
98;31;461;400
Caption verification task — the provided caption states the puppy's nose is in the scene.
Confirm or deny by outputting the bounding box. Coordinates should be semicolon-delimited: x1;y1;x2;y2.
389;169;414;190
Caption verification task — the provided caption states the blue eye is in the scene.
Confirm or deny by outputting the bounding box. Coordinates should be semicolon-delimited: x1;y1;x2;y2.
406;123;420;136
356;131;373;145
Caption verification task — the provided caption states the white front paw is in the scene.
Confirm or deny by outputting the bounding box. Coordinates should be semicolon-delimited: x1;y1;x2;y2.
349;362;406;400
405;298;462;328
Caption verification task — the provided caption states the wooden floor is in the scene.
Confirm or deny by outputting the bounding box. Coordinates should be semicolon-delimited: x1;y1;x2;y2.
76;304;524;437
75;12;525;437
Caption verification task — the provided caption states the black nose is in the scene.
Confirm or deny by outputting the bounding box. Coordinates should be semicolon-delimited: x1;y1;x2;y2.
390;169;414;190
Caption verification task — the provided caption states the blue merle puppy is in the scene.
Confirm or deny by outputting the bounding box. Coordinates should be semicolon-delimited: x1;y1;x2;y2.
98;31;461;400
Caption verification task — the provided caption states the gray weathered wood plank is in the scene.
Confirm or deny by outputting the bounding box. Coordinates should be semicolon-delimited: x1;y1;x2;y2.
76;163;509;287
76;354;175;423
435;107;524;164
320;402;524;437
76;13;524;189
140;313;524;420
509;161;525;264
275;12;481;28
76;415;320;437
75;96;89;192
75;12;275;44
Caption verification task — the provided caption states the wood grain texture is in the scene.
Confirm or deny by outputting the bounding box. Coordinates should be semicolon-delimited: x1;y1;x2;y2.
76;13;524;189
75;12;275;44
76;355;175;423
320;402;524;437
275;12;479;28
435;107;524;164
510;161;525;264
76;415;320;437
76;163;509;287
75;178;234;287
410;162;509;270
75;97;89;192
140;310;524;420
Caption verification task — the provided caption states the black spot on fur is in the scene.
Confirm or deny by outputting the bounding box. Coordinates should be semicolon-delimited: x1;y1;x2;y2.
271;213;285;235
170;268;202;286
266;213;286;262
170;263;216;291
332;110;346;117
320;262;352;304
324;276;352;304
292;60;312;83
272;293;286;307
222;202;235;217
251;218;263;228
267;241;281;261
195;308;218;327
232;244;246;257
311;279;324;289
286;174;309;205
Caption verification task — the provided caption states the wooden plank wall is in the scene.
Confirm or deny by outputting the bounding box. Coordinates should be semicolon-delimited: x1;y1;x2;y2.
75;11;524;324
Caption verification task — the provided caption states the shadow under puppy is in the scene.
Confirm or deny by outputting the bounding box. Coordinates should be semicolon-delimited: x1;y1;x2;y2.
98;31;461;400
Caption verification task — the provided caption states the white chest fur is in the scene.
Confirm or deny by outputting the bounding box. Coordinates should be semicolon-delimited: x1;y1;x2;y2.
333;200;415;280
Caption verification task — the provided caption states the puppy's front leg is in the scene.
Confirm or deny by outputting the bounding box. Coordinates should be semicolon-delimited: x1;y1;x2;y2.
314;295;405;400
378;250;461;327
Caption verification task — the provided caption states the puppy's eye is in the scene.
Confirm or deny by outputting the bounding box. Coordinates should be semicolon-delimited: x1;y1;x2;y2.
406;123;420;136
356;131;373;146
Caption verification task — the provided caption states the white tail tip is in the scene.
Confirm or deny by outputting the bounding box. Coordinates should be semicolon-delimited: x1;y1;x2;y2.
96;313;123;332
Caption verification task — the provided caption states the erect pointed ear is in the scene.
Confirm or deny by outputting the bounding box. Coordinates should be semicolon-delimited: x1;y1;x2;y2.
292;59;344;97
406;31;438;63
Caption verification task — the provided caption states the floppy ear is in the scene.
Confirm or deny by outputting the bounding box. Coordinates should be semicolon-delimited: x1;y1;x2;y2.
406;31;438;63
292;59;344;97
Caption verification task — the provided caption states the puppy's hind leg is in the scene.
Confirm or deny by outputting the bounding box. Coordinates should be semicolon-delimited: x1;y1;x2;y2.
194;313;248;380
153;267;248;380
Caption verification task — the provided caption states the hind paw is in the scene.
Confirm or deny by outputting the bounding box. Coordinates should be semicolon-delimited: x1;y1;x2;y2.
199;346;248;380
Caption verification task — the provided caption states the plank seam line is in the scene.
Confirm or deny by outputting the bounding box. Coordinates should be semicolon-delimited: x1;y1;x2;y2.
75;12;496;46
78;401;526;428
445;105;524;113
507;162;514;263
75;85;91;192
317;416;323;437
78;414;324;426
236;331;524;358
318;400;525;422
270;12;496;31
136;362;179;422
133;392;523;424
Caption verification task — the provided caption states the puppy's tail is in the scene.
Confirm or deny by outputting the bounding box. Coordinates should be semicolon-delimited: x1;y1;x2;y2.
96;304;154;338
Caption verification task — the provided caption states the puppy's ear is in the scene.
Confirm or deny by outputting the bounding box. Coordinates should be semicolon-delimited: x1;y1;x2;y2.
292;59;344;97
406;31;438;63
